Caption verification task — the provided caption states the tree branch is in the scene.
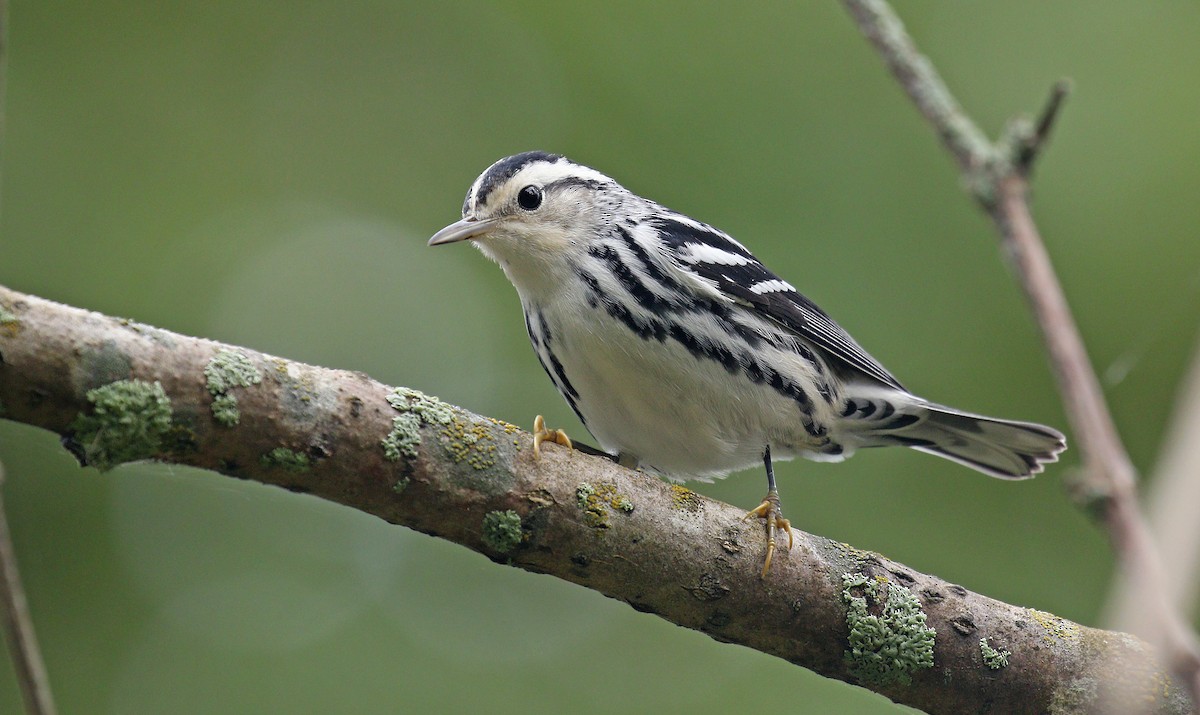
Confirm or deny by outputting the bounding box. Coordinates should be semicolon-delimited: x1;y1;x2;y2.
0;462;56;715
1148;334;1200;609
841;0;1200;709
1111;334;1200;680
0;284;1191;713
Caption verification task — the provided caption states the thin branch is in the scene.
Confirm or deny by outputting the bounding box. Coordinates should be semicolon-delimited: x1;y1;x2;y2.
1111;334;1200;675
0;284;1190;714
840;0;1200;710
1146;334;1200;613
997;174;1200;712
1018;79;1073;174
0;462;57;715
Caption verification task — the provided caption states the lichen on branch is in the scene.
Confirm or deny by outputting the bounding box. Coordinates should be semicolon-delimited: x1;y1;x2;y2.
0;284;1190;714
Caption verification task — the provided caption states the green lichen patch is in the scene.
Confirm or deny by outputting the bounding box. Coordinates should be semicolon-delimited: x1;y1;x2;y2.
206;353;260;392
204;349;262;426
387;387;455;426
669;484;702;512
382;412;422;461
842;572;936;686
1027;609;1081;644
576;482;595;508
392;477;410;495
576;481;634;528
382;387;458;462
205;349;262;394
70;379;173;472
577;483;604;527
384;388;513;493
210;394;241;427
481;510;524;553
260;447;311;473
979;637;1010;670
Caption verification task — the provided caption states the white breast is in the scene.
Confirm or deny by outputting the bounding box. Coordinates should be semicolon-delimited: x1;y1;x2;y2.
524;287;847;481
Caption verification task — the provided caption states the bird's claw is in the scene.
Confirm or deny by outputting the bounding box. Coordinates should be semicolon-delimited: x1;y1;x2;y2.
532;414;573;459
743;490;792;578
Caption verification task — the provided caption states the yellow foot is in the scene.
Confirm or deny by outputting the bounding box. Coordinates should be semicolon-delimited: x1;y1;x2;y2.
743;490;793;578
532;414;573;459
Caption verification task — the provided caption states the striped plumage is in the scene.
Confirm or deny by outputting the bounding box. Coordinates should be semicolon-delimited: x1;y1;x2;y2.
429;151;1066;572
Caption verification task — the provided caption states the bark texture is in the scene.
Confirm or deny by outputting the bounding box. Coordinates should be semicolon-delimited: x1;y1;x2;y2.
0;284;1190;714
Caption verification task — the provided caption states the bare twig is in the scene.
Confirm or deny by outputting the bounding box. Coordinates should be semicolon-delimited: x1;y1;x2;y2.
1144;335;1200;615
0;463;57;715
996;174;1200;710
1017;79;1073;173
1110;334;1200;678
0;284;1190;714
840;0;1200;709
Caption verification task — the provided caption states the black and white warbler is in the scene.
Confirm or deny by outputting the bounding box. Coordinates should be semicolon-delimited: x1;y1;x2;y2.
429;151;1066;576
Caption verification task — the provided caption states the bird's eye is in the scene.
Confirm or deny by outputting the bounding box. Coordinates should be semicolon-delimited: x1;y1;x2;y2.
517;185;543;211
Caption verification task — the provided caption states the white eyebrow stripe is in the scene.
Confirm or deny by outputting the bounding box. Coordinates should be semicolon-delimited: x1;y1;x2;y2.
518;161;614;187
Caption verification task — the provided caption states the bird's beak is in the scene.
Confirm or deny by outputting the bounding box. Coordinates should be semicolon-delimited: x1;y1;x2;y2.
427;217;500;246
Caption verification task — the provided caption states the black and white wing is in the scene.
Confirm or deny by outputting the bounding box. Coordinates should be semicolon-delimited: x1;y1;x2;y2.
649;212;906;391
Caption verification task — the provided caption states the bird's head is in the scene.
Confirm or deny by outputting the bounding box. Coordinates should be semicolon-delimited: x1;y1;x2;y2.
428;152;624;294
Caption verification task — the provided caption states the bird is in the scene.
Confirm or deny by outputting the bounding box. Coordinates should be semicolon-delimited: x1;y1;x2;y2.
428;151;1066;577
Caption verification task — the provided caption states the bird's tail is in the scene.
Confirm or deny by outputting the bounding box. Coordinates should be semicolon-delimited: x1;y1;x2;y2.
851;396;1066;479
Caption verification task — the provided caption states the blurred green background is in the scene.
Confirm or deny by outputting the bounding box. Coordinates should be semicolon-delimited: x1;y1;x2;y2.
1;1;1198;712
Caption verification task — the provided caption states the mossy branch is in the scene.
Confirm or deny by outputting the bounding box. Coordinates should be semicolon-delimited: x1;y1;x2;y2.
0;284;1190;714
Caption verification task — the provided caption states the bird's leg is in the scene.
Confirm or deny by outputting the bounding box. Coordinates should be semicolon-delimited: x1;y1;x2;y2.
743;445;793;578
532;414;573;459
